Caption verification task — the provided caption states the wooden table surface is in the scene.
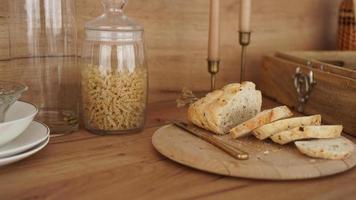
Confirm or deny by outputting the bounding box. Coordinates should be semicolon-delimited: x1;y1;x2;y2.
1;98;356;200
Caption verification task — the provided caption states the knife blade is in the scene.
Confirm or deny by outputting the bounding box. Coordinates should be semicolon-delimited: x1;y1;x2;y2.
173;121;249;160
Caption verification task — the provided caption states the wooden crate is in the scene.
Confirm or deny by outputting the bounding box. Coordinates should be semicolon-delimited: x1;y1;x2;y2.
259;51;356;136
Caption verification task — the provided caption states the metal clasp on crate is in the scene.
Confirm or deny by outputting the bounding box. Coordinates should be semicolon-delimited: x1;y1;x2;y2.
293;67;317;112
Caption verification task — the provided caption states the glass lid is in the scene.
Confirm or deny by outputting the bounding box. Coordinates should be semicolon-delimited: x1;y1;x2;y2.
85;0;143;32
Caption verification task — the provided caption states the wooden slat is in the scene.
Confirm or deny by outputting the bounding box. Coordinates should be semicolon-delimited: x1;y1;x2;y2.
276;51;356;79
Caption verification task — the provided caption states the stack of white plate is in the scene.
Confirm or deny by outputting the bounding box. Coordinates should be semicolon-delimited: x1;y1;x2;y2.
0;101;50;167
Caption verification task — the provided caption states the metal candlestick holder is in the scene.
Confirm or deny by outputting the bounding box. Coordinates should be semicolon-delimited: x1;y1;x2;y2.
239;31;251;82
207;60;220;91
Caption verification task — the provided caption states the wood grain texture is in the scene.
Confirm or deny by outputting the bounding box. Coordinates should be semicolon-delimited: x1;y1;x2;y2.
276;51;356;79
0;98;356;200
284;51;356;69
152;124;356;180
259;56;356;135
0;0;343;103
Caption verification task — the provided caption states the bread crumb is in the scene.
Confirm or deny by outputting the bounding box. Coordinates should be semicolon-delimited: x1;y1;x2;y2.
263;150;270;155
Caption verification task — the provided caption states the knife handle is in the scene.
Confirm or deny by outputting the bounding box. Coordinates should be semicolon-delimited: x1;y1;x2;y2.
173;122;249;160
199;134;249;160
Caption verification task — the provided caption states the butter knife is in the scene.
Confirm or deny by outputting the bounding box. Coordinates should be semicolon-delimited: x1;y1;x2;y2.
173;121;249;160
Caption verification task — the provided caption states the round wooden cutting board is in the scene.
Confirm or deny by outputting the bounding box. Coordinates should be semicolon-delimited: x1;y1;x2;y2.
152;125;356;180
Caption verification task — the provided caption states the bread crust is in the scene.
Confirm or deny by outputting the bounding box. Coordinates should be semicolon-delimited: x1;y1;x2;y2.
230;106;293;139
295;137;354;159
204;82;261;134
253;115;322;140
187;90;223;131
203;84;242;134
270;125;343;145
187;82;262;135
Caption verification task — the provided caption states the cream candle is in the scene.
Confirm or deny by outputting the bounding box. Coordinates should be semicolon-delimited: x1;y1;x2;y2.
239;0;251;32
208;0;220;61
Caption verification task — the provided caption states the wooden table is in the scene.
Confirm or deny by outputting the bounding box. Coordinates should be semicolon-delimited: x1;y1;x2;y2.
1;98;356;200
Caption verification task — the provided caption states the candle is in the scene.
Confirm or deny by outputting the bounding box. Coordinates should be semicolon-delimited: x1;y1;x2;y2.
239;0;251;32
208;0;220;61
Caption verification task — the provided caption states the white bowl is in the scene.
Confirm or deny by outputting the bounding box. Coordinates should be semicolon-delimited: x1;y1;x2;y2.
0;101;38;147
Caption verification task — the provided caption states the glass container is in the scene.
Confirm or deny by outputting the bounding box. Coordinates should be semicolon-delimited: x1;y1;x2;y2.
0;81;28;122
81;0;148;134
8;0;79;135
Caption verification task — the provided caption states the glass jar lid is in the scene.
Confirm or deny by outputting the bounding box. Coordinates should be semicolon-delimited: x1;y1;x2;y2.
85;0;143;41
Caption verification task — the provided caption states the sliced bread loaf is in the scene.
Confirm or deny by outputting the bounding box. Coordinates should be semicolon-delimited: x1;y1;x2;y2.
230;106;293;139
253;115;322;140
270;125;343;145
295;137;354;160
203;82;262;135
187;82;262;135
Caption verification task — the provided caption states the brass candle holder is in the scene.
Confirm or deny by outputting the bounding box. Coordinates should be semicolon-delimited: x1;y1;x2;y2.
239;31;251;82
207;59;220;91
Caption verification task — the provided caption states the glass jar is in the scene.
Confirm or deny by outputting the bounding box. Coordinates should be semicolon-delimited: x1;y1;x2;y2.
81;0;148;134
8;0;79;135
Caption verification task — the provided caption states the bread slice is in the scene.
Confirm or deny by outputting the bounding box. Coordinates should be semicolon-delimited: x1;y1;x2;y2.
295;137;354;160
203;82;262;135
270;125;343;145
187;82;262;135
253;115;322;140
230;106;293;139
